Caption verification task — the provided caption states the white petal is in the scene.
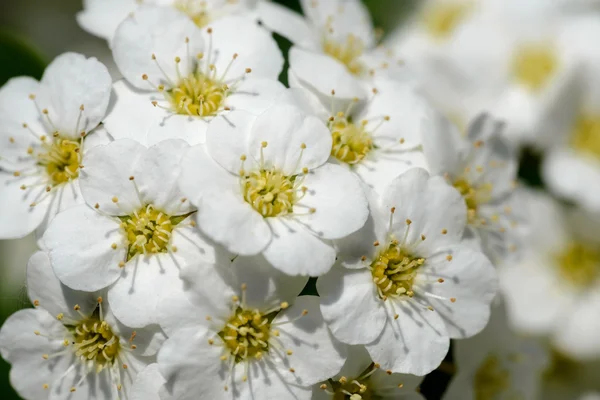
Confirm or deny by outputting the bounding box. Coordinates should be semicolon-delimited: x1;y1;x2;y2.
45;205;125;291
255;1;316;48
130;364;165;400
369;369;424;399
106;309;166;357
112;5;204;89
298;163;368;239
77;0;138;42
382;168;467;256
49;358;113;400
108;253;183;327
226;78;286;116
248;104;332;175
27;251;98;323
205;109;255;174
422;109;469;177
239;359;313;400
146;113;209;146
79;139;146;215
365;301;449;375
317;267;386;344
133;139;194;215
206;15;284;80
289;46;364;100
38;52;112;138
263;217;336;276
272;295;347;386
418;246;497;339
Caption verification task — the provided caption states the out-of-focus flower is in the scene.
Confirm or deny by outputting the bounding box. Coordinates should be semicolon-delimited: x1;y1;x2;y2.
0;53;112;240
422;111;523;264
157;257;343;399
106;6;284;146
317;168;497;375
43;139;218;328
443;302;549;400
313;345;424;400
178;105;368;276
77;0;258;44
0;251;164;399
499;189;600;360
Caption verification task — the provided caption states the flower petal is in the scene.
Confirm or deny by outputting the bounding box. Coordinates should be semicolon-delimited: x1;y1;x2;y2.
256;1;316;47
77;0;138;42
130;364;165;400
205;109;255;174
422;109;470;178
226;78;286;116
317;267;386;344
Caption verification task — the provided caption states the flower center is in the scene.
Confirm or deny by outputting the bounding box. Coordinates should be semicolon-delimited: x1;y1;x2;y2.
168;71;227;117
473;355;510;400
570;114;600;160
453;178;492;225
241;169;301;217
219;308;272;363
331;379;373;400
511;45;558;92
174;0;212;27
120;205;178;260
422;2;472;40
322;34;365;76
329;116;374;165
371;241;424;299
38;136;81;186
554;242;600;287
71;317;120;373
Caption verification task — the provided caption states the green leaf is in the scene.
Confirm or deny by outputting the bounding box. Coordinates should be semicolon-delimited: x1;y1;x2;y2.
0;30;46;86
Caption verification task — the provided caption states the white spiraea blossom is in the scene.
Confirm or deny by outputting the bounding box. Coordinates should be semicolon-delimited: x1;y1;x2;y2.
443;302;549;400
178;104;369;276
106;6;284;146
257;0;405;84
500;189;600;360
313;345;424;400
317;168;497;375
0;53;112;240
422;111;523;264
77;0;258;43
43;139;219;328
283;68;429;195
157;256;345;399
0;251;165;400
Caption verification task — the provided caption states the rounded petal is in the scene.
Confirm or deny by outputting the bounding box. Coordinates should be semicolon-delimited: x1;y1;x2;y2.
45;205;125;291
130;363;165;400
79;139;146;215
289;46;364;100
146;113;209;146
382;168;467;256
226;78;286;116
272;295;347;386
256;1;316;48
422;109;470;177
205;109;256;174
38;53;112;138
206;15;284;80
248;104;332;175
418;246;497;339
77;0;138;42
317;267;386;344
365;301;449;376
112;5;204;89
263;218;336;276
298;163;368;239
238;359;313;400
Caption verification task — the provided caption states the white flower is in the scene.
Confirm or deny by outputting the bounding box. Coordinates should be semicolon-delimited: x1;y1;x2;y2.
129;364;165;400
541;17;600;213
178;104;369;276
156;256;345;399
499;189;600;360
105;6;284;146
77;0;258;43
0;251;164;399
257;0;405;82
0;52;112;240
313;345;424;400
443;302;549;400
422;111;523;264
317;168;497;375
283;70;430;195
42;139;218;328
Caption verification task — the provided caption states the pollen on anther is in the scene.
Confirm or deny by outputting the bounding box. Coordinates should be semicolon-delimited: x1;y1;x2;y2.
406;219;412;225
438;278;445;283
33;300;40;306
373;241;380;246
421;234;426;241
56;313;64;320
280;302;289;309
245;68;252;73
446;255;453;261
112;196;119;203
450;297;457;303
111;243;118;250
43;384;49;390
386;370;392;375
441;229;448;234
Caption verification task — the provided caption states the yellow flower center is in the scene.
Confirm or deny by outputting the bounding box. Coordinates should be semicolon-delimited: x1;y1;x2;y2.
330;116;374;165
241;168;302;218
323;34;365;76
71;317;120;373
38;136;80;186
174;0;212;27
570;114;600;160
422;2;472;40
452;175;493;225
219;308;272;363
511;45;558;92
554;242;600;287
120;205;189;260
371;241;424;299
473;355;510;400
168;71;227;117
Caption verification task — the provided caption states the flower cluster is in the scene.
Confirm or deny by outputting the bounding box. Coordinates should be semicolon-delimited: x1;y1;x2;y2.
8;0;600;398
